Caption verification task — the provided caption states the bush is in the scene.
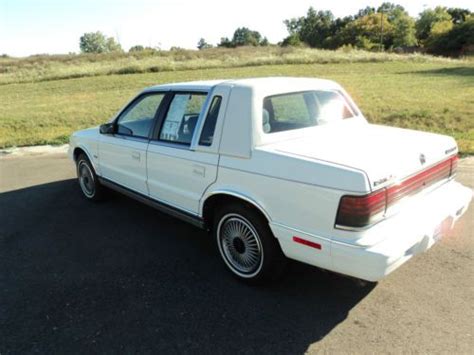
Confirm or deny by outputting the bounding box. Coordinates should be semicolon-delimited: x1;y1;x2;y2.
129;45;145;52
281;34;303;47
113;65;143;75
337;44;354;53
79;32;122;53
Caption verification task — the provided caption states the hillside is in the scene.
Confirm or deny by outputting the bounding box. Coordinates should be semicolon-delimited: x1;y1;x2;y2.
0;47;464;85
0;47;473;154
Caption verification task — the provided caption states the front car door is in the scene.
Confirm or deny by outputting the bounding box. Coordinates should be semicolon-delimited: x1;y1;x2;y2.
99;92;165;195
146;89;226;215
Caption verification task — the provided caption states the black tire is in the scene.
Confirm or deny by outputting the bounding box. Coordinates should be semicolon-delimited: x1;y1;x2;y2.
76;153;104;201
213;202;286;284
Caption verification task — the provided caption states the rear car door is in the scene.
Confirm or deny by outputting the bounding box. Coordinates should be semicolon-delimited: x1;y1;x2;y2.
146;90;225;215
99;92;165;195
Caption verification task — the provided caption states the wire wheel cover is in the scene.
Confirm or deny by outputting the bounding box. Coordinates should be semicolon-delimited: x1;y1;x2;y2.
219;215;263;275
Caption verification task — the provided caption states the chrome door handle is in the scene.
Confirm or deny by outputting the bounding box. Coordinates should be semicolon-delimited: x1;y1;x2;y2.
132;151;140;161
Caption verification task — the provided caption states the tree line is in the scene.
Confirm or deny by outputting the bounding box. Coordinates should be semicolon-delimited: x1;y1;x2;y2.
276;4;472;55
79;3;473;57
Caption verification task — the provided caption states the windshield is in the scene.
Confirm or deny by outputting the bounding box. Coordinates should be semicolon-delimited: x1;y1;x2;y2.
262;90;356;134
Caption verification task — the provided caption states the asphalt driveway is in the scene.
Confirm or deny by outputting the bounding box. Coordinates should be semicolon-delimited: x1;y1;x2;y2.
1;153;473;354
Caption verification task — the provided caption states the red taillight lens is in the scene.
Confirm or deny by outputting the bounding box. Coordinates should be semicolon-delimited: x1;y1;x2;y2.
336;155;458;229
336;189;386;228
386;158;452;205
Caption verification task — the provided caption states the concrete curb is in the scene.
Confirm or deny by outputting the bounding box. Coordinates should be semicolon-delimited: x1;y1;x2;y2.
0;144;69;157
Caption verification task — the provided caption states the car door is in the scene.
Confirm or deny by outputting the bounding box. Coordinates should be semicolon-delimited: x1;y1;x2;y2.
99;92;165;195
146;90;225;215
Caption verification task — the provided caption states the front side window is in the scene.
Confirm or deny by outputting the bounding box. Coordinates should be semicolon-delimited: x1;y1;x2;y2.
262;90;355;134
116;93;164;138
159;93;207;145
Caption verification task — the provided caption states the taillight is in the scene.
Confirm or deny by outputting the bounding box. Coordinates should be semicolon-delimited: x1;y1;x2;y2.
335;189;386;228
386;157;452;205
336;155;458;230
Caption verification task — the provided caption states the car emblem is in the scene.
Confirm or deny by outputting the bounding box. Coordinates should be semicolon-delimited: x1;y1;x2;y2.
419;153;426;165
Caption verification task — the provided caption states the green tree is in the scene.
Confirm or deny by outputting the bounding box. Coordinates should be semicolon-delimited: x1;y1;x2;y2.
283;7;336;48
260;37;270;46
416;7;452;41
355;6;376;19
447;8;471;24
283;6;409;50
218;37;234;48
197;38;212;50
232;27;263;46
298;8;335;48
371;4;416;48
377;2;406;21
325;15;354;48
392;10;417;47
79;31;122;53
342;13;393;50
218;28;266;47
425;16;474;55
282;17;304;46
283;17;303;35
105;37;122;52
425;20;454;49
430;20;454;35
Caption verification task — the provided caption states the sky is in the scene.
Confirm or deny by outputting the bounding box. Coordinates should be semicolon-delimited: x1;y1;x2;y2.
1;0;473;57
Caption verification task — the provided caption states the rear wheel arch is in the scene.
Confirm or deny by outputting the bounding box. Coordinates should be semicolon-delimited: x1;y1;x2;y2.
202;192;271;230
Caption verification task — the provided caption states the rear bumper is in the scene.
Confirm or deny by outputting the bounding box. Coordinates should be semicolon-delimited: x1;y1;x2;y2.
271;180;473;282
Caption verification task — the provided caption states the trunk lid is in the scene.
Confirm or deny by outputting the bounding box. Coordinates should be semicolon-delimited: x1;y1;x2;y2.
266;122;457;191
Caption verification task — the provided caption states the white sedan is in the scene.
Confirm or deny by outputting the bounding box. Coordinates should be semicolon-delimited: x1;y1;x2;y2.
69;77;472;284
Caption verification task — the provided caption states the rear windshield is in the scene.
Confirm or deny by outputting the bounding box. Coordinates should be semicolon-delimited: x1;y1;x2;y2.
262;90;356;134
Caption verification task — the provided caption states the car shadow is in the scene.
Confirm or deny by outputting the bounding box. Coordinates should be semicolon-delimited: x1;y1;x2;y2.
0;179;374;354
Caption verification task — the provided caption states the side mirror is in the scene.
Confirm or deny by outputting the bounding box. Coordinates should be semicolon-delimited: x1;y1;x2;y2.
100;123;115;135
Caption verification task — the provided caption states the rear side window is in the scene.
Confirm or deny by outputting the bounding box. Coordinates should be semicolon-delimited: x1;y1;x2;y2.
199;96;222;146
159;93;207;145
271;93;311;124
263;90;355;134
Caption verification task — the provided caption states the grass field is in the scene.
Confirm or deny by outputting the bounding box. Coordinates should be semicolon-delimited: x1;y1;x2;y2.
1;48;473;154
0;47;461;85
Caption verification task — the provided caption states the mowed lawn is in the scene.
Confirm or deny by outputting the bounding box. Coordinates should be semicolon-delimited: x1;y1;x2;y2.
1;61;473;153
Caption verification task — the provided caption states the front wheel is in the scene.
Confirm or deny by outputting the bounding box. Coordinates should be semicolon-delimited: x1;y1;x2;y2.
214;203;286;284
76;154;104;201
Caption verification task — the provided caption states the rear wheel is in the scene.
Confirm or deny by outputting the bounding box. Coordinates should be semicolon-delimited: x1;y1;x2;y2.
76;154;104;201
214;203;286;284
